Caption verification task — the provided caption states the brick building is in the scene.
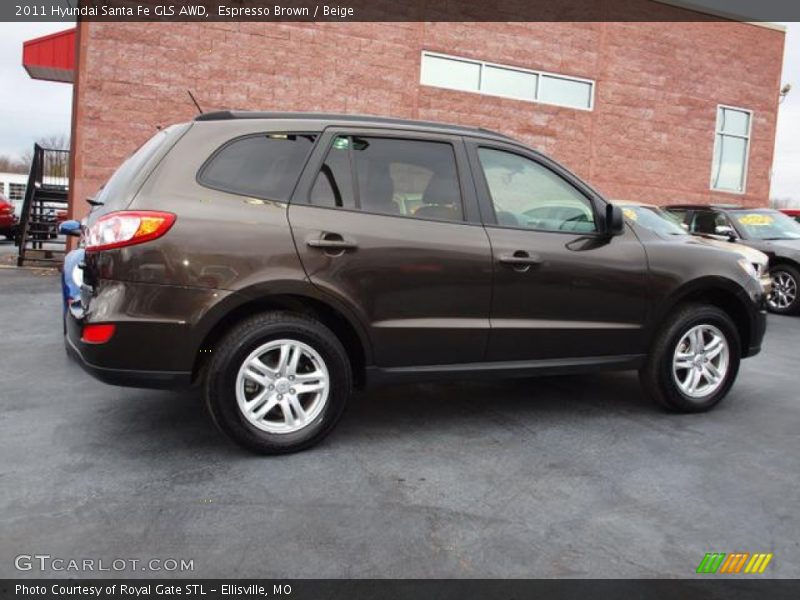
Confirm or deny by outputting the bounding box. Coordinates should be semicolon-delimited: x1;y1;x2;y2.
23;7;786;221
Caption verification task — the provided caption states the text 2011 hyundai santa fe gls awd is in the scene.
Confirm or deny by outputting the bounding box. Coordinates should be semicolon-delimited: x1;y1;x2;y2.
67;112;767;454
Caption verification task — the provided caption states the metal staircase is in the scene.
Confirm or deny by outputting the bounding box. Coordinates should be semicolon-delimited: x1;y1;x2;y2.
16;144;70;267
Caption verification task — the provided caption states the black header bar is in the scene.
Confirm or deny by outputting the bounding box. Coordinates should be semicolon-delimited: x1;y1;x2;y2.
3;579;800;600
2;0;798;23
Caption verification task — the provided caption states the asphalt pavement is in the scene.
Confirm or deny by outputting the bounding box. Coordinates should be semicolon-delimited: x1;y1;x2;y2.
1;254;798;578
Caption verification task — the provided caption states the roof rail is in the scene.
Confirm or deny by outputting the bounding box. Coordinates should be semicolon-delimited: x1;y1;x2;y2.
194;110;513;140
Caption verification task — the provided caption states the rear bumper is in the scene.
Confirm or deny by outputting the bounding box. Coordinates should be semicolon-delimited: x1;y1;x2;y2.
65;278;231;390
0;219;19;235
65;332;192;389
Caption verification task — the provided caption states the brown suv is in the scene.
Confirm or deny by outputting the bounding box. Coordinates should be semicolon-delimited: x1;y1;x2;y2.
67;112;767;454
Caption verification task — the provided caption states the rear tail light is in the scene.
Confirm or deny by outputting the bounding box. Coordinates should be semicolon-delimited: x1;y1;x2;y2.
85;211;175;251
81;323;116;344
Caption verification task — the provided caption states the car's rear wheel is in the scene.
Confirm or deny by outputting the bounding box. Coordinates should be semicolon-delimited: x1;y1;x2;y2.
767;265;800;315
640;303;740;412
205;311;351;454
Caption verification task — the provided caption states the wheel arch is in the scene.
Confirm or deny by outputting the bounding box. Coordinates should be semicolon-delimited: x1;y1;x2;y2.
769;256;800;271
652;276;756;357
192;284;372;388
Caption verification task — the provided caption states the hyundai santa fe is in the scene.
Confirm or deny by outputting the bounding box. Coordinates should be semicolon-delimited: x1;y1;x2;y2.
67;112;767;454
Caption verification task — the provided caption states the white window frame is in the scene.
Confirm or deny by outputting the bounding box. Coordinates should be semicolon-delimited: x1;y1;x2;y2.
420;51;595;111
8;182;26;202
710;104;753;195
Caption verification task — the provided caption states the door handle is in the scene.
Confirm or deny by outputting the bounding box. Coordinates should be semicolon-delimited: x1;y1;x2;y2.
307;239;358;250
307;233;358;252
499;252;542;267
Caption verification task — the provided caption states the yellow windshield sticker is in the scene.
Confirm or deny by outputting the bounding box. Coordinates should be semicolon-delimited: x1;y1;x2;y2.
737;214;774;226
622;208;638;221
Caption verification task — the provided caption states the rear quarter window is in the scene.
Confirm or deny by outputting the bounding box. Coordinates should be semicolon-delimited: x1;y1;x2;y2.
198;133;317;202
95;123;191;211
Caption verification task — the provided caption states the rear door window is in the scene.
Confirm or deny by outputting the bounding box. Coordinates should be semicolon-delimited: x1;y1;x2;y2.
309;135;464;222
199;133;317;201
309;136;356;209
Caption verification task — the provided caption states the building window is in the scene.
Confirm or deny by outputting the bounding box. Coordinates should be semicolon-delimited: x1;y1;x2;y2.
420;51;594;110
538;75;593;111
419;54;481;94
481;65;537;101
8;183;26;202
711;105;752;193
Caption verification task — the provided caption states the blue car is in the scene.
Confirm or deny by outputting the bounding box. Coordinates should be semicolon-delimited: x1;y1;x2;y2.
59;220;84;314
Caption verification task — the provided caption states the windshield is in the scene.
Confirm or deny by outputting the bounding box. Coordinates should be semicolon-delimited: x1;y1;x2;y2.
730;210;800;240
620;204;687;236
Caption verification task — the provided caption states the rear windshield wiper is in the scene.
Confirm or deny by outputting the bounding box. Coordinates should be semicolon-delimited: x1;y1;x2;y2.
86;196;103;207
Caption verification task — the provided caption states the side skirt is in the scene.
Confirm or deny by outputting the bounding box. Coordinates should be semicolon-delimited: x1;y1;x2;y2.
365;354;646;386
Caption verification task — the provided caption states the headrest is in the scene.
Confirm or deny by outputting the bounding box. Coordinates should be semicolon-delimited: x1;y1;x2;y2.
422;173;461;207
361;162;397;213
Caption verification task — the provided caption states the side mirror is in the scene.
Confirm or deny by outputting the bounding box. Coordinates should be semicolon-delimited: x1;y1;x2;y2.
605;204;625;236
59;219;81;237
714;225;736;241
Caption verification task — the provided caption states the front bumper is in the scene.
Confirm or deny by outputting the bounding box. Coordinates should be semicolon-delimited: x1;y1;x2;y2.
65;278;231;390
743;307;768;358
759;274;773;296
736;273;768;359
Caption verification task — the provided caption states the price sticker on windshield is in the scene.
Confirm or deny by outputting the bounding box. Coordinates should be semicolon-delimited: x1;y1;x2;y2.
737;214;774;226
622;208;638;221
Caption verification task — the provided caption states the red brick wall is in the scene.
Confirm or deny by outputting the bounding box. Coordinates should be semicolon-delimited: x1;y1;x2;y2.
69;18;784;220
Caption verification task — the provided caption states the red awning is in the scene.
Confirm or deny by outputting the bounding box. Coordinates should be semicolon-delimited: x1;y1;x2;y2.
23;28;76;83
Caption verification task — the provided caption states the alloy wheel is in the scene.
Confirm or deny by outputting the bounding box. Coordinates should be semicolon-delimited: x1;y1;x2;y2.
672;324;730;399
767;270;797;311
235;339;329;434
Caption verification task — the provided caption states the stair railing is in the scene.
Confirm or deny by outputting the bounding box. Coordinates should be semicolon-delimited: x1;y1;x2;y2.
16;144;70;267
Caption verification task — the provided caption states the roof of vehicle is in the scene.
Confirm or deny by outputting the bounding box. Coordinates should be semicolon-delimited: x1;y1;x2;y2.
612;199;659;208
194;110;515;141
665;203;745;210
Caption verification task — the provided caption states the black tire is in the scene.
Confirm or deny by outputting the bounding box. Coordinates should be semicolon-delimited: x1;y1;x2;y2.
204;311;352;455
639;303;740;413
767;264;800;315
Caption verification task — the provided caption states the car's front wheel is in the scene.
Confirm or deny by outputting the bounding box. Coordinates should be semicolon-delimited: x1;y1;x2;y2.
640;303;740;412
767;264;800;315
205;311;352;454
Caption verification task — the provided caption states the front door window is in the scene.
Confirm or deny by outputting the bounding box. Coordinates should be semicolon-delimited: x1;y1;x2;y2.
477;148;596;233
